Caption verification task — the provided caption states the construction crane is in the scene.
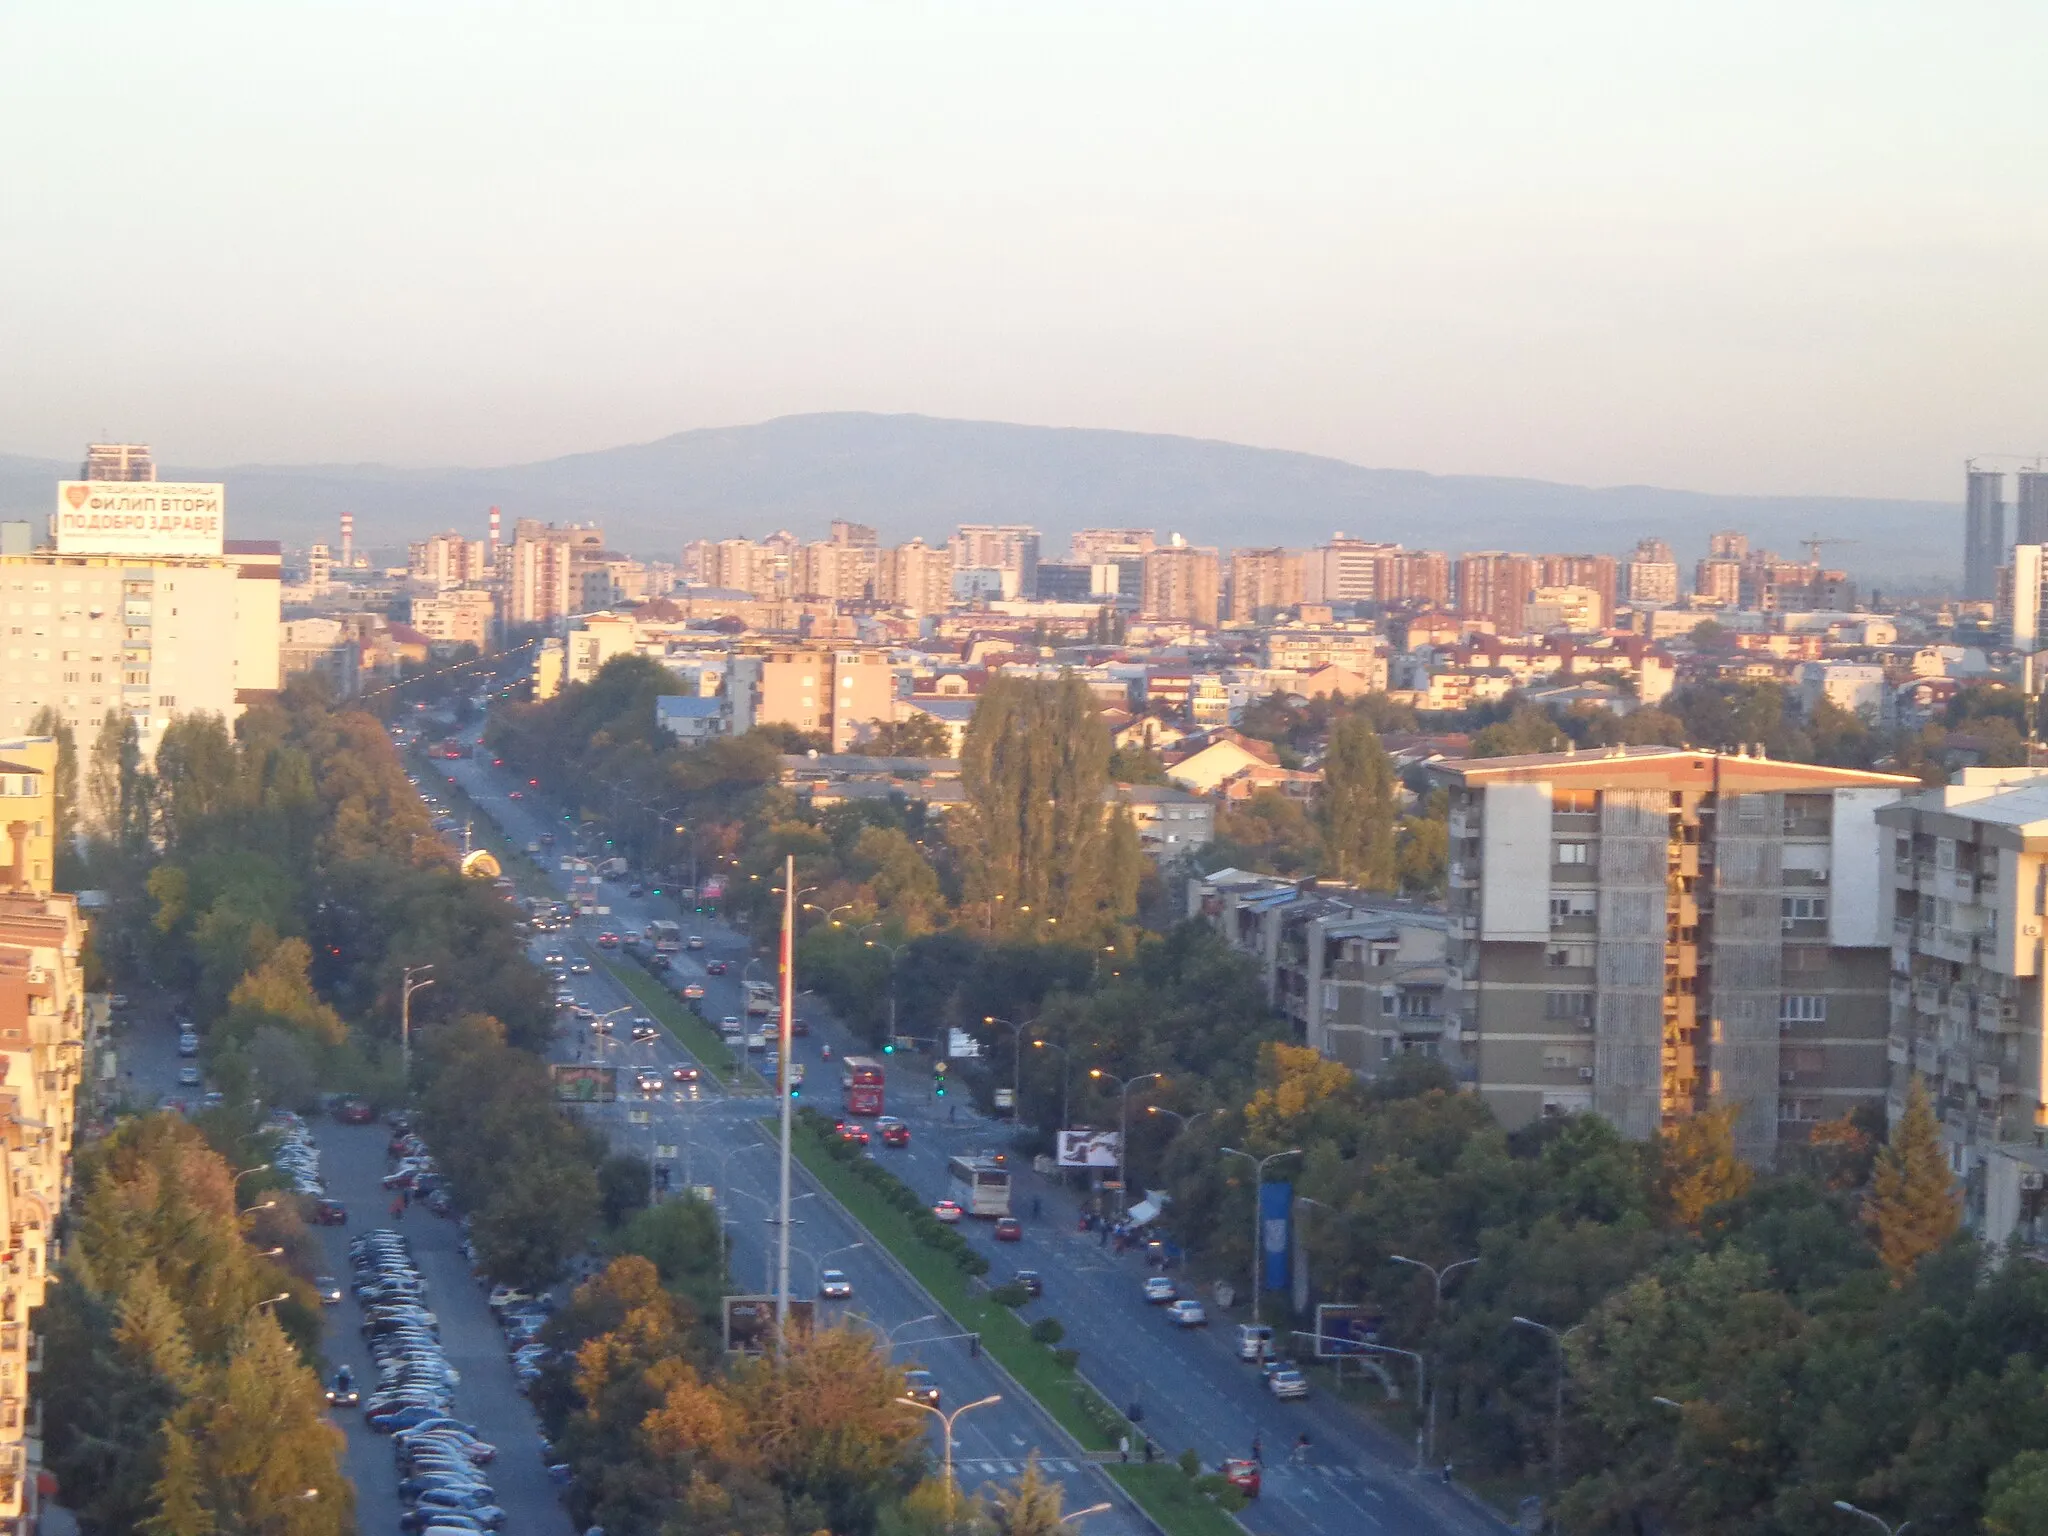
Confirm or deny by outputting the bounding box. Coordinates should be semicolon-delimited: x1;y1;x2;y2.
1800;533;1857;564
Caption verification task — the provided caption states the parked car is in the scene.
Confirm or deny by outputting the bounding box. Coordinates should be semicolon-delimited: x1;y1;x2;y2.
1166;1299;1208;1328
311;1199;349;1226
1143;1276;1177;1304
1266;1367;1310;1400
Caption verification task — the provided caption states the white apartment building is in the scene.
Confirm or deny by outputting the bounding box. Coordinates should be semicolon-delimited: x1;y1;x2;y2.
0;550;280;759
1879;771;2048;1249
409;589;496;651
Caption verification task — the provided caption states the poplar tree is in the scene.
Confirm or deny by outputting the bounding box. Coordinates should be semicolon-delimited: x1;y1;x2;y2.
1317;715;1397;889
1867;1078;1960;1278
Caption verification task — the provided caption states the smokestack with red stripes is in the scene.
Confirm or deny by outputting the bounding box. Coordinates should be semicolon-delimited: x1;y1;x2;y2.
340;511;354;568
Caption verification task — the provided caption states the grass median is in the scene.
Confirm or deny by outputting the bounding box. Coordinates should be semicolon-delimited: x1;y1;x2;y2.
784;1119;1124;1452
592;951;764;1092
1105;1466;1246;1536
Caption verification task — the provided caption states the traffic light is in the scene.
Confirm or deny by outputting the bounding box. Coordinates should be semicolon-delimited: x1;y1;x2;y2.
933;1061;948;1097
882;1039;895;1054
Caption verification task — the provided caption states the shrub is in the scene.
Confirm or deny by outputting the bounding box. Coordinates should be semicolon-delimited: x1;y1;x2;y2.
1052;1348;1080;1371
1178;1448;1201;1479
989;1281;1030;1308
1029;1317;1065;1345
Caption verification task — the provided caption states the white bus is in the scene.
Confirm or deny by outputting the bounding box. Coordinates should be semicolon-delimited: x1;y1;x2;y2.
744;981;776;1017
947;1155;1012;1218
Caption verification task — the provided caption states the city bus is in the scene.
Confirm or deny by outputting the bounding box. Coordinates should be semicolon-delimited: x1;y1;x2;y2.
645;919;682;955
947;1155;1012;1218
841;1056;885;1116
744;981;776;1018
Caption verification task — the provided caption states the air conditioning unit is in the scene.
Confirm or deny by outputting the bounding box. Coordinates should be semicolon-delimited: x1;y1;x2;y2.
1578;1066;1595;1081
2022;1171;2045;1192
1781;917;1798;932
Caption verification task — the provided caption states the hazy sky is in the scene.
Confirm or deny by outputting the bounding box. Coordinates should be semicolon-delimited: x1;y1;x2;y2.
3;1;2043;499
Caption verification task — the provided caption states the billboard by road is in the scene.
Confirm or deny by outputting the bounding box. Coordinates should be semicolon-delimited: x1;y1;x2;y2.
1057;1129;1122;1168
55;481;226;557
723;1295;815;1354
550;1063;617;1103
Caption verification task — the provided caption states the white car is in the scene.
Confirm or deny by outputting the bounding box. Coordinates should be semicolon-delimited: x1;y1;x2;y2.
1143;1276;1177;1304
1166;1298;1207;1328
819;1269;853;1299
1266;1367;1310;1400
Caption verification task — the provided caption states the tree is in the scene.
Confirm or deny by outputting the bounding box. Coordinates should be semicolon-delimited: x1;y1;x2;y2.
1317;715;1396;888
1986;1450;2048;1536
989;1455;1065;1535
1658;1105;1753;1230
1866;1078;1960;1279
472;1157;600;1291
86;707;148;844
27;706;80;878
866;715;953;757
1107;744;1170;784
1469;705;1567;759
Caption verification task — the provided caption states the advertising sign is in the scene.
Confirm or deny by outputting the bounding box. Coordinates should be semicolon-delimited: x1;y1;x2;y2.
1260;1179;1293;1295
55;481;226;557
946;1029;981;1059
700;876;726;901
550;1063;617;1103
1311;1302;1385;1358
1057;1129;1122;1168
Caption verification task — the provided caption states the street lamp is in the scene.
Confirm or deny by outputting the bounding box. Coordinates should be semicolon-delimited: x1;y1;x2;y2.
1144;1105;1216;1134
896;1392;1001;1518
984;1015;1036;1122
1389;1253;1478;1466
232;1163;271;1192
861;927;906;1048
1060;1504;1114;1525
1218;1147;1302;1322
804;902;858;927
1031;1037;1072;1129
1089;1070;1163;1215
400;963;436;1081
1512;1315;1585;1503
250;1292;290;1315
239;1199;278;1218
1833;1502;1910;1536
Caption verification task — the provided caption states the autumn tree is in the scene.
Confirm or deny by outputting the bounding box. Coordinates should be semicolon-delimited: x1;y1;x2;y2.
1316;715;1397;888
1657;1105;1753;1230
1866;1078;1959;1278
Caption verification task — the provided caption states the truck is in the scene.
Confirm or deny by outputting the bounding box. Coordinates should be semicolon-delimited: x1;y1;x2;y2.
598;857;630;880
744;981;776;1018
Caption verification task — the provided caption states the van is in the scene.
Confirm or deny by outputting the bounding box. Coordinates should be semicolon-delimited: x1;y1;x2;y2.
1235;1324;1274;1362
178;1032;200;1058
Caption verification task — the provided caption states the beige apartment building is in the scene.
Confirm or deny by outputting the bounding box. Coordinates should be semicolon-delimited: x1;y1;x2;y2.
1437;746;1917;1165
877;539;955;618
0;548;280;761
408;531;491;590
727;647;898;752
1140;545;1221;626
0;736;88;1529
1877;771;2048;1248
410;588;495;650
1228;548;1306;623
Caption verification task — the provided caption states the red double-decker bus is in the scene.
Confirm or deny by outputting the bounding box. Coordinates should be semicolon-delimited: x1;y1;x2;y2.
841;1056;885;1116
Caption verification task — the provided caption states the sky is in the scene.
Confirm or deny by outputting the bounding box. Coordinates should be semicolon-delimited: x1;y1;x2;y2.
2;1;2043;500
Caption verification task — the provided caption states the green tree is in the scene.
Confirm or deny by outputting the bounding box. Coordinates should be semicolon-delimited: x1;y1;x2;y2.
27;705;80;878
1867;1078;1960;1278
1469;704;1568;758
1986;1449;2048;1536
1658;1105;1754;1230
988;1456;1064;1536
1317;715;1396;888
866;714;954;757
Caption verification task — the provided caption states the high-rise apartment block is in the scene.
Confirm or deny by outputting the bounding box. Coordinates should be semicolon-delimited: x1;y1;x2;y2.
877;539;955;618
2016;469;2048;549
1228;548;1306;623
80;442;155;481
1069;528;1156;563
503;521;605;627
1304;537;1401;606
1457;551;1538;636
1439;746;1916;1165
1139;544;1221;626
1695;556;1742;607
0;735;88;1526
1875;771;2048;1245
726;647;897;752
948;525;1040;597
409;589;496;651
1966;467;2007;602
1622;539;1680;610
1538;554;1619;626
408;531;491;590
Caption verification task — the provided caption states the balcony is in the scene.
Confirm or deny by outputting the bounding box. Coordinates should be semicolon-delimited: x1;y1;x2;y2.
1913;1040;1941;1074
1887;1036;1910;1065
1977;1065;2009;1099
1448;861;1477;890
1913;981;1943;1013
1948;993;1977;1032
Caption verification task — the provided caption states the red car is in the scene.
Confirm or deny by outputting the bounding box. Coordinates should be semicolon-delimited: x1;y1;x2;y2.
310;1199;348;1226
994;1217;1022;1241
834;1120;870;1147
596;933;620;949
705;960;729;976
670;1065;701;1083
333;1098;376;1125
1221;1460;1261;1499
877;1118;911;1148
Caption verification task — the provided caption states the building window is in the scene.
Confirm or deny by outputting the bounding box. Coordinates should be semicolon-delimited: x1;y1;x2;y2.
1380;993;1397;1016
1779;994;1827;1023
1556;842;1590;865
1546;944;1595;969
1549;890;1597;921
1781;896;1828;922
1552;789;1596;814
1545;991;1594;1019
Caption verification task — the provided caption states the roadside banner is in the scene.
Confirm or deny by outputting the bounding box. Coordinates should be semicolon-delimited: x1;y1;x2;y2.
1260;1179;1292;1294
1057;1129;1121;1168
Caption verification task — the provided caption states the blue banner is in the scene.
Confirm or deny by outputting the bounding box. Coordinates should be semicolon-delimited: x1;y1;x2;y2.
1259;1179;1292;1294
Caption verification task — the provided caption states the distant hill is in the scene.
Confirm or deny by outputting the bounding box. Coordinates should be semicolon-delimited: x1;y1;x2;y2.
0;413;1957;590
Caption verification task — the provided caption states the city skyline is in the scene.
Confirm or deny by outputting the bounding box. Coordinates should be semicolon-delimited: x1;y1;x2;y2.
4;5;2044;501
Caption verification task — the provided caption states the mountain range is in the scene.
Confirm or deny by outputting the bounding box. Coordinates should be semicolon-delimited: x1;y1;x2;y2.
0;413;1959;591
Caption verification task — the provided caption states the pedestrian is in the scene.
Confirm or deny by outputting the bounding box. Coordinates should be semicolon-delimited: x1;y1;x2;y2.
1031;1195;1042;1219
1142;1438;1154;1464
1441;1461;1453;1486
1293;1432;1311;1465
1251;1434;1262;1465
1119;1436;1130;1465
389;1197;404;1221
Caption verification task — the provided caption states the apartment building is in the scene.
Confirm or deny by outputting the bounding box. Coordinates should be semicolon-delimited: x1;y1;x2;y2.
877;539;955;618
948;525;1041;597
1456;552;1538;637
0;548;281;759
1070;528;1157;563
0;736;87;1530
409;588;495;651
1228;548;1306;623
1539;554;1619;626
1623;539;1681;610
727;647;898;752
408;531;490;590
1437;746;1916;1165
1875;771;2048;1247
1139;545;1221;626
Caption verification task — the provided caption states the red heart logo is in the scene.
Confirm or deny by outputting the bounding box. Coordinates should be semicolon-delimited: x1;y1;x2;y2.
64;485;88;508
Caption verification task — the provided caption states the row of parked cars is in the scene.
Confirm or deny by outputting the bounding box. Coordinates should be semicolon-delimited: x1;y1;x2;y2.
347;1228;507;1532
270;1111;326;1198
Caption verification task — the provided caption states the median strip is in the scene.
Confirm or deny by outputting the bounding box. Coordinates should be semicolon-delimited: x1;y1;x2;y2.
588;948;766;1093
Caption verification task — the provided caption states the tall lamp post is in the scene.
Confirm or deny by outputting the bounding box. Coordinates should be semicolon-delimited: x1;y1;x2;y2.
1088;1069;1162;1215
861;926;906;1048
1218;1146;1302;1322
1512;1315;1585;1504
896;1392;1002;1519
983;1015;1035;1121
1031;1037;1072;1130
1390;1253;1478;1467
400;963;435;1082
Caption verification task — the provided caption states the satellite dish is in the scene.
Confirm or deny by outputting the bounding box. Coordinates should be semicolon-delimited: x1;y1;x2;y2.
461;849;502;880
